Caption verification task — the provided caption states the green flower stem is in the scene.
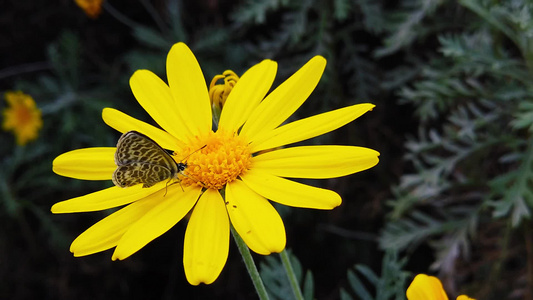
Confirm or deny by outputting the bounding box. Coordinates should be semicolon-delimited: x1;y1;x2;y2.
138;0;168;33
103;2;140;29
231;226;270;300
280;249;304;300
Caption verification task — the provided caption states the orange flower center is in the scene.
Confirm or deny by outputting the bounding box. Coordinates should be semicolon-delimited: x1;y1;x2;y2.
14;104;33;125
174;130;251;190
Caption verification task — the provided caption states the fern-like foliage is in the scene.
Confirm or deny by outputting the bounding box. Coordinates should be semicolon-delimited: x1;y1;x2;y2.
459;0;533;69
231;0;290;24
380;0;533;297
340;250;409;300
259;250;314;300
226;0;384;122
47;31;82;91
375;0;450;57
489;141;533;227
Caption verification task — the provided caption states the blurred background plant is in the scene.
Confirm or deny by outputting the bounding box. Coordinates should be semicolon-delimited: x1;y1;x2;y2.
1;0;532;299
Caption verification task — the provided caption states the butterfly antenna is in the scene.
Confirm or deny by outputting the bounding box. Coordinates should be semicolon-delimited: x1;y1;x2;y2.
179;145;207;163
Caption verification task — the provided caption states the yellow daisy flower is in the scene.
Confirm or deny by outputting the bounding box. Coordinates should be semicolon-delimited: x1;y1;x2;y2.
406;274;475;300
2;91;43;146
74;0;104;19
52;42;379;285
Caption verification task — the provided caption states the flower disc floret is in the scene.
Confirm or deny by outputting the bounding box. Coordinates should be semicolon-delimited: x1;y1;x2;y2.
177;130;251;190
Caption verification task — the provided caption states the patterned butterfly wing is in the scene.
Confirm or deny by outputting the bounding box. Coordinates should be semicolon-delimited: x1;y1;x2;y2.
112;131;178;188
112;162;172;188
115;131;176;167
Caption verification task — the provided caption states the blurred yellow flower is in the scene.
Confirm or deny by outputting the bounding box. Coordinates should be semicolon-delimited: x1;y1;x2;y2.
74;0;104;19
52;42;379;285
407;274;475;300
2;91;42;146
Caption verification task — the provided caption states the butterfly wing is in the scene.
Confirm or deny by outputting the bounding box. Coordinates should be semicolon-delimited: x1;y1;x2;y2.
113;131;179;188
115;131;178;172
112;162;172;188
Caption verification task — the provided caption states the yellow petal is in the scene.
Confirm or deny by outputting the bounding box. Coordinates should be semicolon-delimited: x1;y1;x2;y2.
129;70;190;141
225;180;285;255
112;185;202;260
240;56;326;140
70;193;162;257
166;43;211;138
250;103;375;153
51;182;167;213
406;274;449;300
184;189;229;285
240;169;341;209
53;147;115;180
251;145;380;179
456;296;475;300
218;60;277;133
102;108;183;150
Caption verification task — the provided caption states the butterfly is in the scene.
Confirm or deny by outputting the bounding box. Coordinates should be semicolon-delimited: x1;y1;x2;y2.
112;131;187;188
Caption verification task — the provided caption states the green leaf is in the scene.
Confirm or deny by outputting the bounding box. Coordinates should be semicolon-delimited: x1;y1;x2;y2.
347;269;373;300
132;25;172;50
259;249;314;300
342;251;409;300
334;0;352;21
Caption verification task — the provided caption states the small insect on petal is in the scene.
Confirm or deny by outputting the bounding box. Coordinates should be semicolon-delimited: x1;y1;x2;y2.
112;131;185;188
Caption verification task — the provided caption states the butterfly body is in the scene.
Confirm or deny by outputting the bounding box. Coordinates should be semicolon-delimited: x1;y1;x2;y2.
112;131;185;188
